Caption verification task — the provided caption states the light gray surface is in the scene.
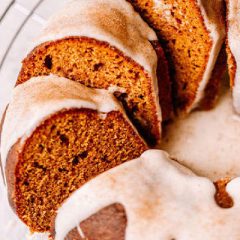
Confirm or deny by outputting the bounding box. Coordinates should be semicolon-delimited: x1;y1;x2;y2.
0;1;67;239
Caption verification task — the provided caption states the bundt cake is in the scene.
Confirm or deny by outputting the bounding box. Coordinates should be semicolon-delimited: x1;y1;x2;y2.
129;0;226;113
17;0;173;146
226;0;240;113
51;150;240;240
1;75;147;232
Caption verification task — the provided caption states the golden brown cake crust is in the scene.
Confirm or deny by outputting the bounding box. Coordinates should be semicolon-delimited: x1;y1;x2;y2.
17;36;171;145
5;139;20;213
5;108;147;232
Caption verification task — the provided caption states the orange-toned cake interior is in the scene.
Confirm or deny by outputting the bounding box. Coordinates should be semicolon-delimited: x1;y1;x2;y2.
1;76;148;233
6;109;147;232
17;37;168;145
17;0;174;145
129;0;225;112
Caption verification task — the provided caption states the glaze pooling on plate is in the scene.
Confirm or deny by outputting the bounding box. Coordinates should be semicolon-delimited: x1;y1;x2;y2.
161;88;240;181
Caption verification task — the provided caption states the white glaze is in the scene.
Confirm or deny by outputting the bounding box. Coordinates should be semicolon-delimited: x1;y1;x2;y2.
34;0;158;77
152;0;172;10
152;0;173;21
0;75;129;172
54;149;240;240
152;0;225;111
227;0;240;113
161;82;240;181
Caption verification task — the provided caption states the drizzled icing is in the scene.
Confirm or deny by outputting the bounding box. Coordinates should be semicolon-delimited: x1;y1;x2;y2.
54;149;240;240
227;0;240;113
0;75;128;172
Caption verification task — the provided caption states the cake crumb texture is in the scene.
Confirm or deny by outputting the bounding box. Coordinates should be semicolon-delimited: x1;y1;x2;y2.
18;37;165;145
6;109;147;232
129;0;225;112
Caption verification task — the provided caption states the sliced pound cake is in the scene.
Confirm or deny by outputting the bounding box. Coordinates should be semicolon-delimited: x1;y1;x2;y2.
1;75;147;232
129;0;226;113
17;0;172;146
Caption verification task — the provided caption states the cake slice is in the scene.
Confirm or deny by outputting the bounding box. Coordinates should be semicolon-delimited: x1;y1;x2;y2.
129;0;226;113
51;150;238;240
17;0;172;146
226;0;240;113
1;75;147;232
